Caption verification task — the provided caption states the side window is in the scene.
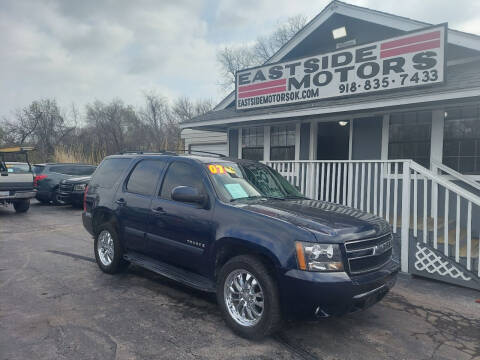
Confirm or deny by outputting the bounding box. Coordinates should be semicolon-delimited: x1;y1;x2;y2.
90;158;131;189
160;162;205;200
126;160;165;196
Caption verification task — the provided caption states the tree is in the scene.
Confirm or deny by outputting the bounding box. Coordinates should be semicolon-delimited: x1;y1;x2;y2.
139;92;172;151
217;15;308;90
1;99;76;161
85;99;141;155
172;97;213;123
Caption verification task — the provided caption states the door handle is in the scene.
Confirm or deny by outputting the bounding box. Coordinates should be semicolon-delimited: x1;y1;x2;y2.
115;198;126;206
151;206;166;215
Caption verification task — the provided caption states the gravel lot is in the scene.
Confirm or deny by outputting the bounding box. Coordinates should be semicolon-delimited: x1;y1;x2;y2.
1;200;479;360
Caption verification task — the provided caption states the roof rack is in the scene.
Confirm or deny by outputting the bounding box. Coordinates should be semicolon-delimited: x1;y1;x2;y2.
183;149;226;158
117;150;178;155
117;149;226;158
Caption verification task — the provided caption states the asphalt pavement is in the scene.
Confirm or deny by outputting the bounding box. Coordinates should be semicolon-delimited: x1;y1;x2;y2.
1;200;479;360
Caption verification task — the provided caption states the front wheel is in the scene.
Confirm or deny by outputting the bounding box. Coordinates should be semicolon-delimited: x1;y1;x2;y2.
13;199;30;213
94;224;129;274
217;255;281;339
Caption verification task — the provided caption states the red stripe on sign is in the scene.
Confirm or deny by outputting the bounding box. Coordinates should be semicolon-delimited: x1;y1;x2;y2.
238;86;286;98
238;78;286;93
380;39;440;58
381;31;441;50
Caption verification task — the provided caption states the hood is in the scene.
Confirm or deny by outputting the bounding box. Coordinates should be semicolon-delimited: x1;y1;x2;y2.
61;176;91;184
236;199;390;243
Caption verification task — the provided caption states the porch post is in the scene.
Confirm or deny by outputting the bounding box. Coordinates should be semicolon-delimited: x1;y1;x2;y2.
309;121;317;160
295;123;301;160
430;109;444;223
264;126;270;161
401;160;411;273
238;128;242;159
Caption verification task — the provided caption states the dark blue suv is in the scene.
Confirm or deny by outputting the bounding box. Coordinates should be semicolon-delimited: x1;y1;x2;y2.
83;153;399;339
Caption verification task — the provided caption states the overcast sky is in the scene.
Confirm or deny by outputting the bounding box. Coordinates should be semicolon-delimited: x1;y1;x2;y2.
1;0;479;118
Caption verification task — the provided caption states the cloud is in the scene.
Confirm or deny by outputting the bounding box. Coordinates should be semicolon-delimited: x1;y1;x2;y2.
0;0;478;119
0;0;220;117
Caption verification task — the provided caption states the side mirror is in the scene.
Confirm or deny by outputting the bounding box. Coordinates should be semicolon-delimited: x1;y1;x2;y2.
171;186;206;206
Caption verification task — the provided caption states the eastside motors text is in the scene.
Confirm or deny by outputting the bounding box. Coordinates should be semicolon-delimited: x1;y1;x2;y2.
236;25;446;110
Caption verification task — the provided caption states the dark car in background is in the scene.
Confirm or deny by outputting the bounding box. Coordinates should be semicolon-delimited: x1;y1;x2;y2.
34;163;96;205
58;175;92;207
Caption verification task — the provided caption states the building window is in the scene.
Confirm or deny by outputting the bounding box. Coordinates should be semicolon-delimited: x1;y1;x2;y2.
241;127;264;160
388;111;432;168
270;124;295;160
443;104;480;174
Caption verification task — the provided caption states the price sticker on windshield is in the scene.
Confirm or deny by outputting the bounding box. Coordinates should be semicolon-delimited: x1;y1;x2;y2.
208;164;236;175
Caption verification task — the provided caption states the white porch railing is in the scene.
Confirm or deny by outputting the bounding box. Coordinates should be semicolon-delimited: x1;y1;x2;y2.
431;160;480;192
264;160;480;282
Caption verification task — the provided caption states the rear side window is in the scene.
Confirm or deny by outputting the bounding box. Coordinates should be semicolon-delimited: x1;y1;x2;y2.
126;160;165;196
90;158;131;189
160;161;205;200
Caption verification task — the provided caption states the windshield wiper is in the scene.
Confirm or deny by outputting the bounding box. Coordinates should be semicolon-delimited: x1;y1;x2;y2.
283;195;307;200
229;196;265;202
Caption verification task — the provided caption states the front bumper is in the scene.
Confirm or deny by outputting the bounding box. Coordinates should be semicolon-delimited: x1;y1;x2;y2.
58;191;84;204
279;259;399;319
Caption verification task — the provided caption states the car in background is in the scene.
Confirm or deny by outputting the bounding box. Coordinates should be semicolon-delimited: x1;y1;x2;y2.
34;163;96;205
58;175;92;207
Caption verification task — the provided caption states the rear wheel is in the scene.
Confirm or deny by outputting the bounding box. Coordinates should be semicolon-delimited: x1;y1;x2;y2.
51;188;64;205
13;199;30;213
94;223;129;274
217;255;281;339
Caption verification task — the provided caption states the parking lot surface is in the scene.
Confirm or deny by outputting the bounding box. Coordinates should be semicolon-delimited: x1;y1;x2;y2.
1;201;479;360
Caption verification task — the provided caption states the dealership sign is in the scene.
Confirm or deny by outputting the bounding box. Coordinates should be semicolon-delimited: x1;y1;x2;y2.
236;25;446;110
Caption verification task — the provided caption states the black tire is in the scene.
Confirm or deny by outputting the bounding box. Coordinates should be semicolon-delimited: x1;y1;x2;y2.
94;223;129;274
13;199;30;213
216;255;281;339
51;188;64;206
37;197;50;204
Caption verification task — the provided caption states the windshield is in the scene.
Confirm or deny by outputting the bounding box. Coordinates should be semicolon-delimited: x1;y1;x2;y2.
205;163;262;202
241;162;304;199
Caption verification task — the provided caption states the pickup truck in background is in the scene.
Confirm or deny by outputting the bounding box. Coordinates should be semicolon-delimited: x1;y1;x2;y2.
0;147;36;213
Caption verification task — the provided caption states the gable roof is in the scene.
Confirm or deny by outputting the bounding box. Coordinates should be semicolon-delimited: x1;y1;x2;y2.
213;0;480;111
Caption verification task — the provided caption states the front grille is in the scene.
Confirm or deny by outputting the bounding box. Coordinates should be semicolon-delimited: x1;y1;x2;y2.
59;183;73;193
345;233;393;274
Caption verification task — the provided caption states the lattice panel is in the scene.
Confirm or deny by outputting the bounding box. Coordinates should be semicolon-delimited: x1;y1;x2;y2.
414;243;472;281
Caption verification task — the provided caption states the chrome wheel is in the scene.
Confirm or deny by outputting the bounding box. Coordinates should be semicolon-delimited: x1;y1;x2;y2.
97;230;114;266
224;269;264;327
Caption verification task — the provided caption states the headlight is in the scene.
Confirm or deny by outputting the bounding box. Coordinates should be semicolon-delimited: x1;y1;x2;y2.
74;184;86;191
295;241;344;272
